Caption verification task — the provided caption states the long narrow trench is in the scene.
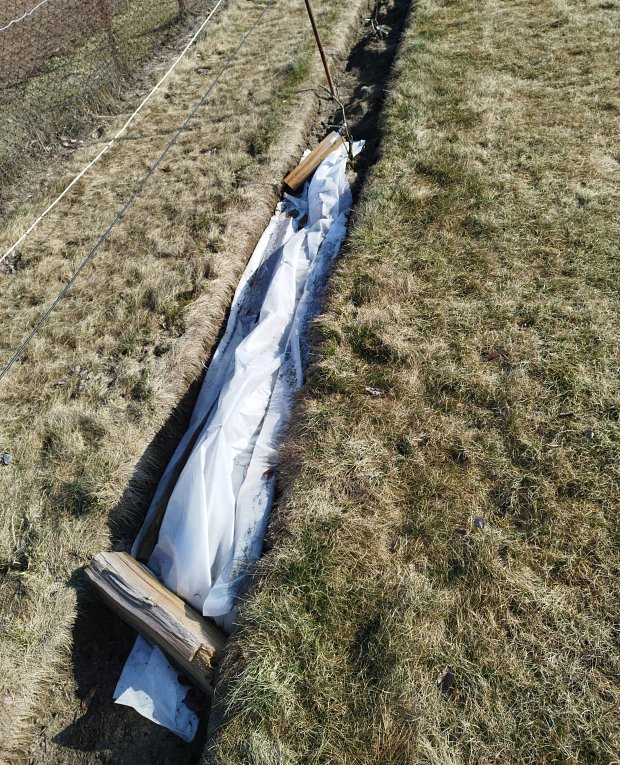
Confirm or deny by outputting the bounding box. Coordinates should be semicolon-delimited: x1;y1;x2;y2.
37;2;413;763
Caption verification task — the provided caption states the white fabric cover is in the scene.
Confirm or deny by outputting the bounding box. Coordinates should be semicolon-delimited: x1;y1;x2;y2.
114;141;363;740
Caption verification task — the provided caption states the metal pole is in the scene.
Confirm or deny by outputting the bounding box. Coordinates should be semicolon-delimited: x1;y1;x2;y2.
302;0;337;97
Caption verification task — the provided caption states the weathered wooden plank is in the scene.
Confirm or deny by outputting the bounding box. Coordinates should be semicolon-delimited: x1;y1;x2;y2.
283;131;344;191
85;551;226;696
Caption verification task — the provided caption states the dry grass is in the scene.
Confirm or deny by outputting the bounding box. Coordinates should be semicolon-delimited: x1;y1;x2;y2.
0;0;372;758
207;0;620;762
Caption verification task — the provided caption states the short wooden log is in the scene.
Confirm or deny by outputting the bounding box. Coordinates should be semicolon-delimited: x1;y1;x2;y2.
85;551;226;696
283;131;344;191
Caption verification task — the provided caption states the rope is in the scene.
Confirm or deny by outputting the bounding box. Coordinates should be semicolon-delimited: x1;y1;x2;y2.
0;0;275;385
0;0;226;267
0;0;51;33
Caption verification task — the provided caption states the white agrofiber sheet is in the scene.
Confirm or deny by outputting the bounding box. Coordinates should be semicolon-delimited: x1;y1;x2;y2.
114;140;364;740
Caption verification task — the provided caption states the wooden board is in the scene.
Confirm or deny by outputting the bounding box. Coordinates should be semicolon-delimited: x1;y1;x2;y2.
85;551;226;696
283;131;344;191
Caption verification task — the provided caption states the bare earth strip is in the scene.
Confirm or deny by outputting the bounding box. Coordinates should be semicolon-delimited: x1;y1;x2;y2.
0;0;373;759
206;0;620;763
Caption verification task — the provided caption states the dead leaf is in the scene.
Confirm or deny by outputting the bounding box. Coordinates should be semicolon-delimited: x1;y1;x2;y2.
437;667;455;694
365;386;382;397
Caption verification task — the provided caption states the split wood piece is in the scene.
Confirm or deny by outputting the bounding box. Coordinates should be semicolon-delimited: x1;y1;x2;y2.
284;131;344;191
85;551;226;696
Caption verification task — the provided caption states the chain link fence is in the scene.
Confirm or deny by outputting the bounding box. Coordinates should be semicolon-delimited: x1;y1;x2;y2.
0;0;213;188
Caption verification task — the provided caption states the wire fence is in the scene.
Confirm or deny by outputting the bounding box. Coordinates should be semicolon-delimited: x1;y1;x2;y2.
0;0;215;188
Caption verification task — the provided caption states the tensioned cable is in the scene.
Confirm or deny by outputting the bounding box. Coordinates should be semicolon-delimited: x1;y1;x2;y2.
0;0;51;33
0;0;276;385
0;0;226;267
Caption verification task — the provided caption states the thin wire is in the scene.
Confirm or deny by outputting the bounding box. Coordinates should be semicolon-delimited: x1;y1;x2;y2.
0;0;276;385
0;0;226;267
0;0;51;33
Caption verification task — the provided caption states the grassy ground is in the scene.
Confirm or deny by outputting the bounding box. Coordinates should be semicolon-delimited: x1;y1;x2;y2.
0;0;373;758
207;0;620;762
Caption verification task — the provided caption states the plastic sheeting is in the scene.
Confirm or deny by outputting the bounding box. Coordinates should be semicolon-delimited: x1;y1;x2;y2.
114;140;363;740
